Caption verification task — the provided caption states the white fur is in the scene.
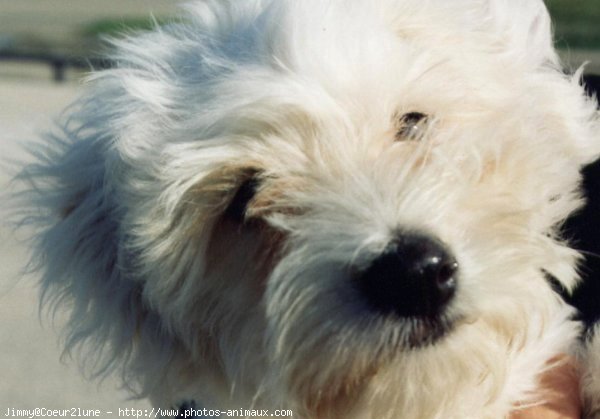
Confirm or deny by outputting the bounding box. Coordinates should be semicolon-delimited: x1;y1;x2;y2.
17;0;600;417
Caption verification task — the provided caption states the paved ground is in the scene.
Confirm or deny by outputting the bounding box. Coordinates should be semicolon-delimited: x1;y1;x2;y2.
0;1;175;409
0;76;149;411
0;0;175;410
0;2;170;412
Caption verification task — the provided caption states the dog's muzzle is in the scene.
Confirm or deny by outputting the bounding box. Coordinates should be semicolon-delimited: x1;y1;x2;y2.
356;232;458;320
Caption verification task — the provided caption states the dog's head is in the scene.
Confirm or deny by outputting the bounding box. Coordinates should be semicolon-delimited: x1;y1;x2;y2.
25;0;600;417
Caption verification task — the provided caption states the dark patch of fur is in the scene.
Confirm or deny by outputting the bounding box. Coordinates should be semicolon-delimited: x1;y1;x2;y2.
559;74;600;332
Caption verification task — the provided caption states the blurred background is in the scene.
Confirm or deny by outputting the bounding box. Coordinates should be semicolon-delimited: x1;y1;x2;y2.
0;0;598;411
548;0;600;74
0;0;176;411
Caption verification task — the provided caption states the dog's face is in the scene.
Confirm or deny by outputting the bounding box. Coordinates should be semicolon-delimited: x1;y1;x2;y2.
27;0;600;417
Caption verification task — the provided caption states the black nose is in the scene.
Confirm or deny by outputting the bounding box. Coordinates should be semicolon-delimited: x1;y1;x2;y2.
356;233;458;318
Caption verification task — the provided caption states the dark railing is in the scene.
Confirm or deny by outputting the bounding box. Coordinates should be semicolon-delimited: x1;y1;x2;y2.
1;42;600;93
0;46;112;82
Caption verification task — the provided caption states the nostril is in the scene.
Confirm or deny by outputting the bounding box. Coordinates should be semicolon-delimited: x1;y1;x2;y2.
437;260;458;285
356;233;458;318
434;259;458;306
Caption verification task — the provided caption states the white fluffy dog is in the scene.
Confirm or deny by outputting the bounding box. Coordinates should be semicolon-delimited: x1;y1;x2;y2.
19;0;600;417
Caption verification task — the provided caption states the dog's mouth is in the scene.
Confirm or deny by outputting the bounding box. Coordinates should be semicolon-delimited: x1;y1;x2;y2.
355;306;461;351
402;314;456;348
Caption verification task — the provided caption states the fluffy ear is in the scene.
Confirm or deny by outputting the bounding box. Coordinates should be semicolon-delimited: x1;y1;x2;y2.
485;0;558;66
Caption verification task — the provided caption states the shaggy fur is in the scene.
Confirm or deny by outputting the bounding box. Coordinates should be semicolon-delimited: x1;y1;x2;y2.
17;0;600;417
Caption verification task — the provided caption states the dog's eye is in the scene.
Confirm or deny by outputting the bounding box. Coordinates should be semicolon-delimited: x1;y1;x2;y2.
395;112;429;141
226;176;260;223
